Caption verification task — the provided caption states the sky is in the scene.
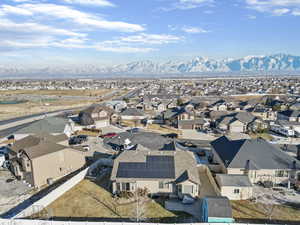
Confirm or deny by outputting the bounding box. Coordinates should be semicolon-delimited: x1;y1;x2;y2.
0;0;300;67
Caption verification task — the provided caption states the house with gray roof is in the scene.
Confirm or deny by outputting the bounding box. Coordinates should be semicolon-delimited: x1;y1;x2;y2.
15;116;73;137
8;133;85;188
215;174;253;200
120;108;146;120
110;148;200;198
216;111;266;133
277;110;300;122
200;196;234;223
211;136;300;185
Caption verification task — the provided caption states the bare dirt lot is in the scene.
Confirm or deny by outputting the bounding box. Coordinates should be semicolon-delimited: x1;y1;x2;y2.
0;170;34;215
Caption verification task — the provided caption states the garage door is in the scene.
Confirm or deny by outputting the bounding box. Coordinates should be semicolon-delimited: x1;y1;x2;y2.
95;120;109;128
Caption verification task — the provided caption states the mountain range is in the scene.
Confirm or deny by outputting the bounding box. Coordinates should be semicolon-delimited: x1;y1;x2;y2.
1;53;300;78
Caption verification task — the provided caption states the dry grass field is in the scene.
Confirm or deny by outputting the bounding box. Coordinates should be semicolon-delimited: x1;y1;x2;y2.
231;200;300;224
32;179;182;222
0;89;117;120
0;89;111;97
0;99;95;120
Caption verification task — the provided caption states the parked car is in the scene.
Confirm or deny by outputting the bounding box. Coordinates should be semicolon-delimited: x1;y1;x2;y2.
127;128;139;133
77;135;88;142
100;133;117;138
82;145;90;152
69;137;83;145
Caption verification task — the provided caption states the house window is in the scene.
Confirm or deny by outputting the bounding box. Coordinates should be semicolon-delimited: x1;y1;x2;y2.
178;184;182;193
234;189;240;194
116;183;121;191
275;170;288;177
159;182;170;189
159;181;164;189
122;183;130;191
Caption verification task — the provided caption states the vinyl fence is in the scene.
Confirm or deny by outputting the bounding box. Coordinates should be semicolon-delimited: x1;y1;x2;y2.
11;156;111;219
0;219;285;225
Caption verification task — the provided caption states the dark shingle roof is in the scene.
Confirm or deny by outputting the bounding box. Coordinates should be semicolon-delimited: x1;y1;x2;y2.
278;110;300;118
116;155;175;179
211;136;300;170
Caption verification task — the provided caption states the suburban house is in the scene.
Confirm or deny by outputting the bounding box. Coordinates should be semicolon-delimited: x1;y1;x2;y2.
200;196;234;223
216;112;266;133
215;174;253;200
247;106;277;121
110;147;201;198
277;110;300;122
208;99;228;111
14;116;74;137
8;133;86;188
210;136;300;186
120;108;146;121
105;100;127;112
79;104;120;128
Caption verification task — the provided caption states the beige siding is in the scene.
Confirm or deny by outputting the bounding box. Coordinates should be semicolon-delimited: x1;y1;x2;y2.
31;148;85;187
220;186;253;200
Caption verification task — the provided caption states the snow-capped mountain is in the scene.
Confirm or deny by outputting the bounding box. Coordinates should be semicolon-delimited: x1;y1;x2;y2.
1;54;300;77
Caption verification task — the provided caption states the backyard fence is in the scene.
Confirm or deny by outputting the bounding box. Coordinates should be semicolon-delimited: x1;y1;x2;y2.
0;219;287;225
9;155;114;219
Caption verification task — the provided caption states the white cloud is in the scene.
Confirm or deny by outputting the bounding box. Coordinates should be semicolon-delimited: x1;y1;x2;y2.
0;19;85;37
182;26;208;33
161;0;214;11
1;5;33;16
176;0;214;9
272;8;290;15
247;15;257;19
292;9;300;15
2;3;144;32
246;0;300;16
62;0;115;7
118;33;183;45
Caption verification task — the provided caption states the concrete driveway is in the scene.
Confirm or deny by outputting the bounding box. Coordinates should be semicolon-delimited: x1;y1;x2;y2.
165;199;201;220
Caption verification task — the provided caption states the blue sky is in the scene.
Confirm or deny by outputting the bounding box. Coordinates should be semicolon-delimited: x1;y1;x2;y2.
0;0;300;67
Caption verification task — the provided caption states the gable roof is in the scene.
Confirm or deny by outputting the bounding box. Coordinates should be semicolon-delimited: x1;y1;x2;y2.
202;196;233;219
121;108;145;117
111;149;200;184
15;117;68;134
278;110;300;118
211;136;300;170
10;134;69;159
116;155;175;179
216;174;252;187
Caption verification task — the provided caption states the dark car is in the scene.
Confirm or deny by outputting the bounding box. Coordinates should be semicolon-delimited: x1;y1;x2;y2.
69;137;83;145
77;135;88;141
126;128;139;133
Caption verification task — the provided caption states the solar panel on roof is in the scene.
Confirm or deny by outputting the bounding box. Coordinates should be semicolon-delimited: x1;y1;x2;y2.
116;155;175;179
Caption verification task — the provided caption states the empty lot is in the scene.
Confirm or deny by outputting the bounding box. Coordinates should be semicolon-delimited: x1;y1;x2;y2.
0;170;33;215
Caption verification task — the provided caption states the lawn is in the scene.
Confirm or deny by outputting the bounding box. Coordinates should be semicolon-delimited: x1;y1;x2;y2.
249;132;273;140
231;200;300;224
146;124;182;135
31;179;182;222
